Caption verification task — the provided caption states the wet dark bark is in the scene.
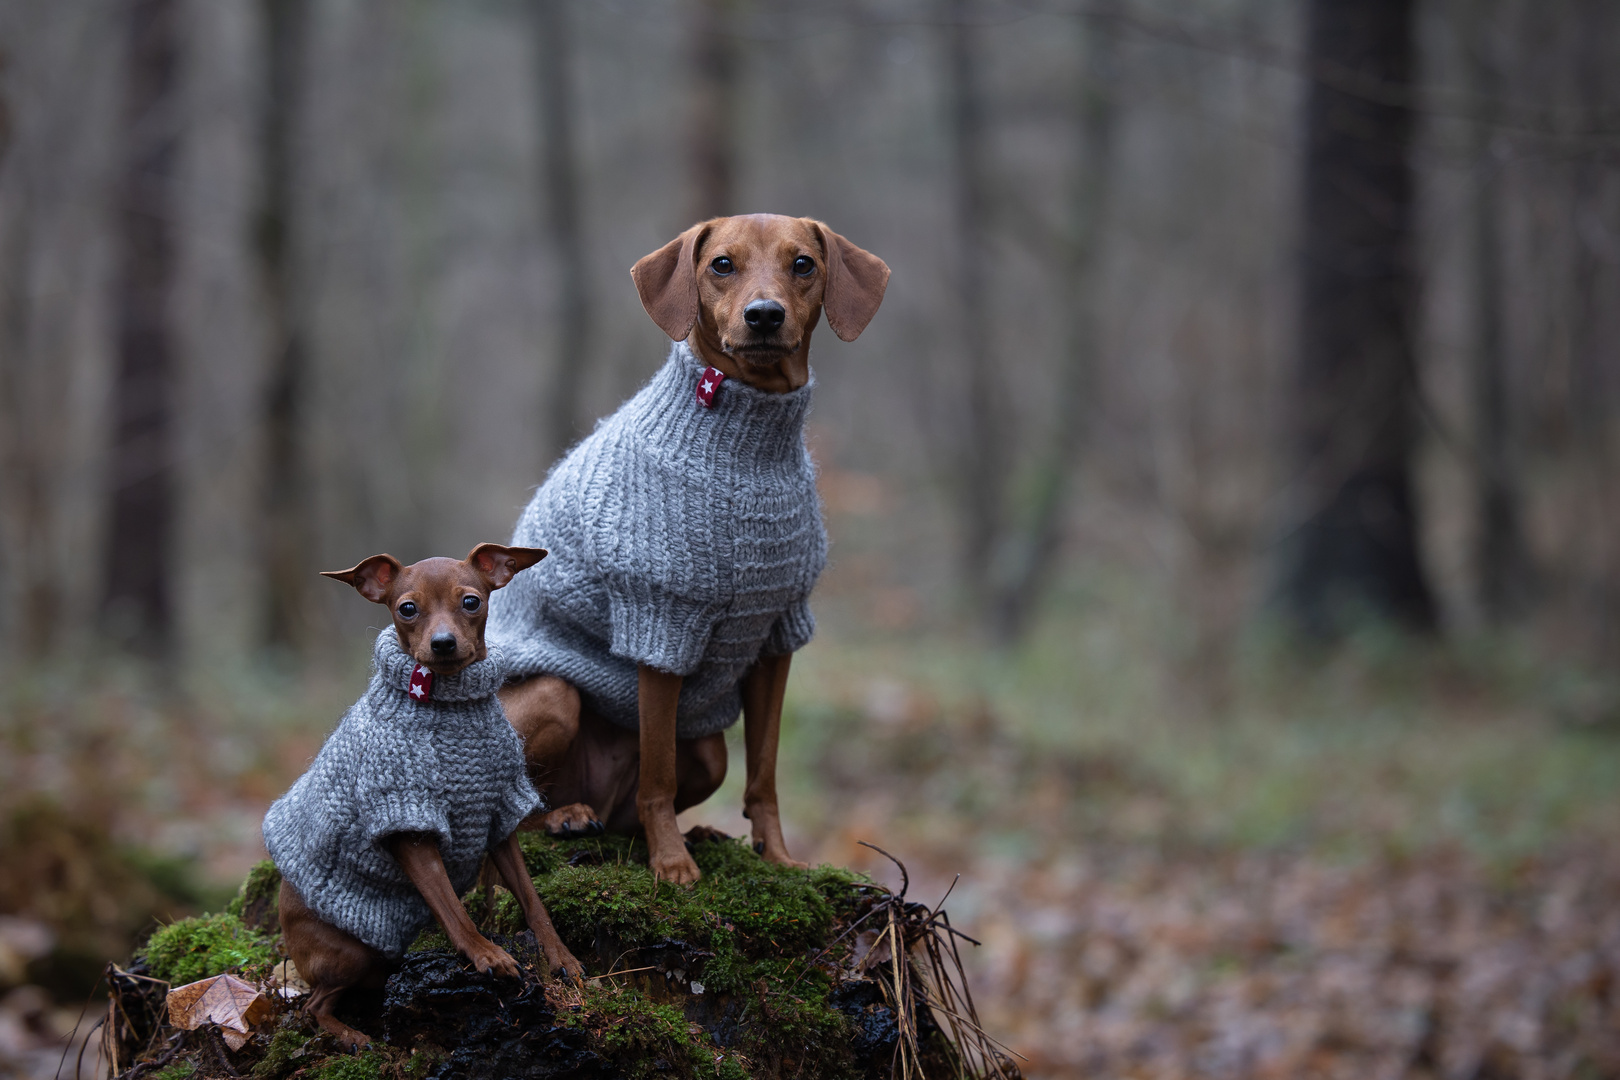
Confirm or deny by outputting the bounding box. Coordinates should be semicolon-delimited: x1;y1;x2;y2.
1277;0;1437;635
102;0;182;654
532;0;590;465
257;0;312;653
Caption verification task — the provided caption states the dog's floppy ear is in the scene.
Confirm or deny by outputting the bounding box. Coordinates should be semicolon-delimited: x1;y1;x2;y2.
321;554;403;604
631;223;710;341
466;543;547;591
813;222;890;342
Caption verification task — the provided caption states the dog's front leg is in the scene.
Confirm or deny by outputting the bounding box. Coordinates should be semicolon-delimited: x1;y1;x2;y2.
638;665;703;884
387;833;520;978
487;833;585;981
741;653;807;868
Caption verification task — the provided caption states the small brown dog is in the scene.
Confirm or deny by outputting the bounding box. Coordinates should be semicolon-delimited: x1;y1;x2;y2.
493;214;889;885
266;544;583;1048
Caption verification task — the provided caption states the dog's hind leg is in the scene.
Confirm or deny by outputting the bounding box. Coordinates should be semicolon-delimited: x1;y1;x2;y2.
277;881;390;1049
500;676;606;837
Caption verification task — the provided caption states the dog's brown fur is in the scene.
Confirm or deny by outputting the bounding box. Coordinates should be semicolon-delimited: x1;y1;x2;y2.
500;214;888;886
281;544;584;1048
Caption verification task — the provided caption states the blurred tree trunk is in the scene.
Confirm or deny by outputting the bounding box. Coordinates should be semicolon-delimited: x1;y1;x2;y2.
1461;4;1530;623
1277;0;1437;635
102;0;181;654
1566;0;1610;447
0;48;34;656
256;0;312;653
944;0;1006;606
988;9;1118;643
688;0;742;221
532;0;590;464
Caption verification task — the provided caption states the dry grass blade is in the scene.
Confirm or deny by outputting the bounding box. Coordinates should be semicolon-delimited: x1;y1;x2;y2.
856;842;1022;1080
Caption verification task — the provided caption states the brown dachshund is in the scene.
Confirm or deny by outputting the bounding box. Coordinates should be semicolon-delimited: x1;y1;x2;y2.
498;214;889;885
272;546;583;1048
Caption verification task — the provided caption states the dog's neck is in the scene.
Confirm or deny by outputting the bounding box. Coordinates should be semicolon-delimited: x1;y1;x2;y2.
371;627;504;704
648;343;815;463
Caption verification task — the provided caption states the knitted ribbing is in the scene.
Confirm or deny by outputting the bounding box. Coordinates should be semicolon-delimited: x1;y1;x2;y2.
262;627;541;958
487;341;827;739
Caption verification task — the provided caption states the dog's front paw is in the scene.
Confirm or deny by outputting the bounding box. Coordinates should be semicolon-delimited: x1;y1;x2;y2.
542;803;605;838
545;945;586;984
753;841;809;870
463;939;521;980
650;847;702;886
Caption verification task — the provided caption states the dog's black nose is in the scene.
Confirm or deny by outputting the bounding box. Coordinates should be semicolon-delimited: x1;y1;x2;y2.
744;299;785;332
430;633;457;655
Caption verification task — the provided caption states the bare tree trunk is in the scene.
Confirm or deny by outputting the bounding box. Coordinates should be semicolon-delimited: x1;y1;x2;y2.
988;8;1118;643
532;0;590;465
102;0;181;654
1277;0;1437;635
1461;4;1530;623
256;0;312;654
0;47;29;656
944;0;1006;605
688;0;742;222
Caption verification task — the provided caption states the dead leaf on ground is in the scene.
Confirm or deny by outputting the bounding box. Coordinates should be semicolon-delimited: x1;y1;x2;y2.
165;974;273;1050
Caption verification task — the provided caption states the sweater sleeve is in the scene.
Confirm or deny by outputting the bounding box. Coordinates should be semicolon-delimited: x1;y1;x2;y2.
354;728;449;846
603;575;724;676
763;596;816;656
489;771;543;846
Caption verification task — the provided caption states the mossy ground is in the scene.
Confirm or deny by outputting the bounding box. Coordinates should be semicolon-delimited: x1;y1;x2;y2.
141;911;280;985
114;835;930;1080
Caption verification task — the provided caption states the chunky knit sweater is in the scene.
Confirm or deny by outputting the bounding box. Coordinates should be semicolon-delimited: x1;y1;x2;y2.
262;628;541;957
487;341;827;739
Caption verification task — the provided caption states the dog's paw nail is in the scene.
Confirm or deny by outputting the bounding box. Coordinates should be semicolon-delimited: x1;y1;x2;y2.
753;841;765;855
587;820;604;835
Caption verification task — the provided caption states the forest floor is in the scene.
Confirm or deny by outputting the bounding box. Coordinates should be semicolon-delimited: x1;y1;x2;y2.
2;580;1619;1078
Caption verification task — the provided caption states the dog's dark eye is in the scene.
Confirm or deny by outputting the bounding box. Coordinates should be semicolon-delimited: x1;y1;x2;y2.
462;595;481;613
793;256;815;276
398;601;418;619
710;256;734;275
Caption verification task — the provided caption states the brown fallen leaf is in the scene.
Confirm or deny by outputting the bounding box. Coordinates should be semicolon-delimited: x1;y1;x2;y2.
166;973;274;1050
852;927;893;974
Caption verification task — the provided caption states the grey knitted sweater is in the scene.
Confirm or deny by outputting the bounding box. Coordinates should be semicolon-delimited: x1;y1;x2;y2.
262;628;540;957
487;342;827;739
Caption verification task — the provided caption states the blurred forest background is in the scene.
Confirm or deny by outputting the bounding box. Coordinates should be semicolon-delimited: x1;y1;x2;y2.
2;0;1620;1077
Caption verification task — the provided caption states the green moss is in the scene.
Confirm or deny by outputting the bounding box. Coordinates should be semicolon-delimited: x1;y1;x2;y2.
311;1051;386;1080
397;1048;446;1078
572;984;748;1080
531;836;849;961
248;1027;310;1080
152;1062;197;1080
140;912;278;985
407;926;451;952
727;959;851;1077
224;859;281;918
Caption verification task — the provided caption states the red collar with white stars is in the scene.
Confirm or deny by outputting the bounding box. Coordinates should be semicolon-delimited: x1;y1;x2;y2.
408;664;434;702
696;366;726;408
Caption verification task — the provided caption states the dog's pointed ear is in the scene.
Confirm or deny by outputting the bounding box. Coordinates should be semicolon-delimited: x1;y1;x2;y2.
466;543;547;591
321;554;403;604
813;222;890;342
631;223;710;341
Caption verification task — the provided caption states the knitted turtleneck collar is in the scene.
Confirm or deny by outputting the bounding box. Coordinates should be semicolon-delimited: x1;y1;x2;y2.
372;626;504;703
629;342;815;462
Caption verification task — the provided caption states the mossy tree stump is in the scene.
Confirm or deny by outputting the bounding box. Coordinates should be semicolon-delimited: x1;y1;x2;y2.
109;834;1012;1080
